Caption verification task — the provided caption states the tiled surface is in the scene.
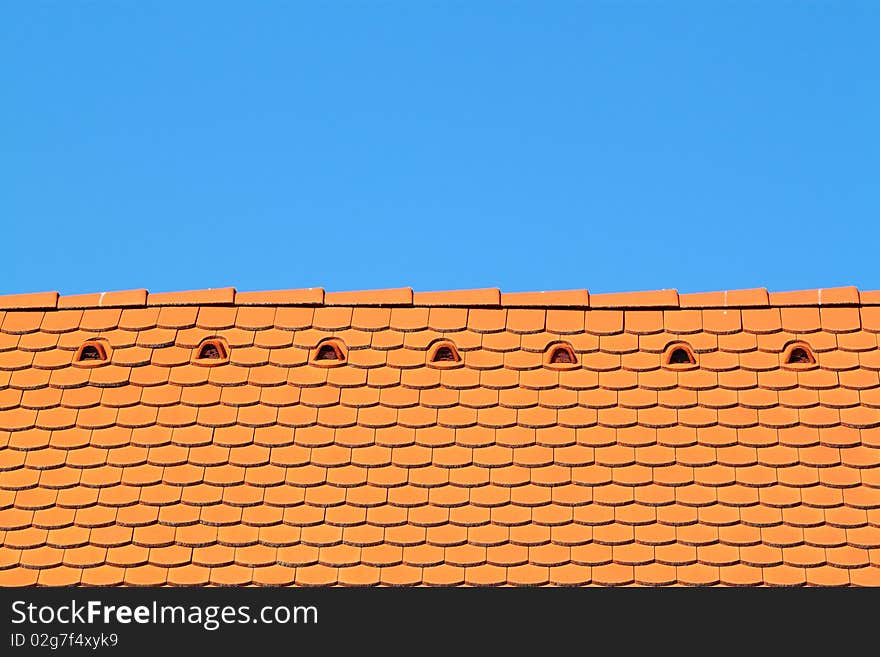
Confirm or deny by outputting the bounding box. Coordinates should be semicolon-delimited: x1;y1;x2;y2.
0;286;879;586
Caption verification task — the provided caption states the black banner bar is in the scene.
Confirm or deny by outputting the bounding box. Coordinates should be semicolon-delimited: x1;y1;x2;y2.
0;586;872;653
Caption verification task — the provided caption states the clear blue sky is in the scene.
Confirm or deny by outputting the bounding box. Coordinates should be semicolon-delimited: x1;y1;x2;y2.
2;3;878;297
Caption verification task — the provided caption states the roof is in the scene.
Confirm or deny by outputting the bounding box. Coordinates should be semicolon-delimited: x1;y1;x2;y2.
1;285;878;586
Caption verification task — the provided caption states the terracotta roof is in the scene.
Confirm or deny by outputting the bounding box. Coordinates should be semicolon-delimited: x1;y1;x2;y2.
1;285;879;586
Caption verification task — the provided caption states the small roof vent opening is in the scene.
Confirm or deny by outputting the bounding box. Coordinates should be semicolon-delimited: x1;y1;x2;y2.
311;339;347;367
788;348;812;364
783;342;816;368
74;340;110;366
199;343;223;359
550;346;575;364
433;346;457;362
545;343;578;369
80;345;103;361
193;338;229;366
663;342;697;369
316;344;342;361
427;341;461;368
668;348;694;365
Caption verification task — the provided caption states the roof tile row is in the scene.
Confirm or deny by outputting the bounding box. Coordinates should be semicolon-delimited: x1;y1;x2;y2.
0;285;874;311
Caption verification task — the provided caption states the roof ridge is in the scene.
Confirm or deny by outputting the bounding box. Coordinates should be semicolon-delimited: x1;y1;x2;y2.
0;285;873;311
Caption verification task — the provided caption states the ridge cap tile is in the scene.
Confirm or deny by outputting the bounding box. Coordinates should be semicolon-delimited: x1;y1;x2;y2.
325;288;413;306
0;291;59;310
590;289;679;309
769;286;860;307
235;288;325;306
817;286;860;306
58;289;148;309
679;287;769;308
767;289;817;307
413;288;501;307
500;290;590;308
147;287;236;307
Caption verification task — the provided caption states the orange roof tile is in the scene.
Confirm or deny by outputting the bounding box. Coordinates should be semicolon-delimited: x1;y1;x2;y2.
0;285;878;586
325;288;413;306
0;291;59;310
501;290;590;308
147;288;236;307
58;289;148;309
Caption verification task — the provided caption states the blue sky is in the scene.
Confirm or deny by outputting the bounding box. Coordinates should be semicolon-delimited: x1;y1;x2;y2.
2;3;878;297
